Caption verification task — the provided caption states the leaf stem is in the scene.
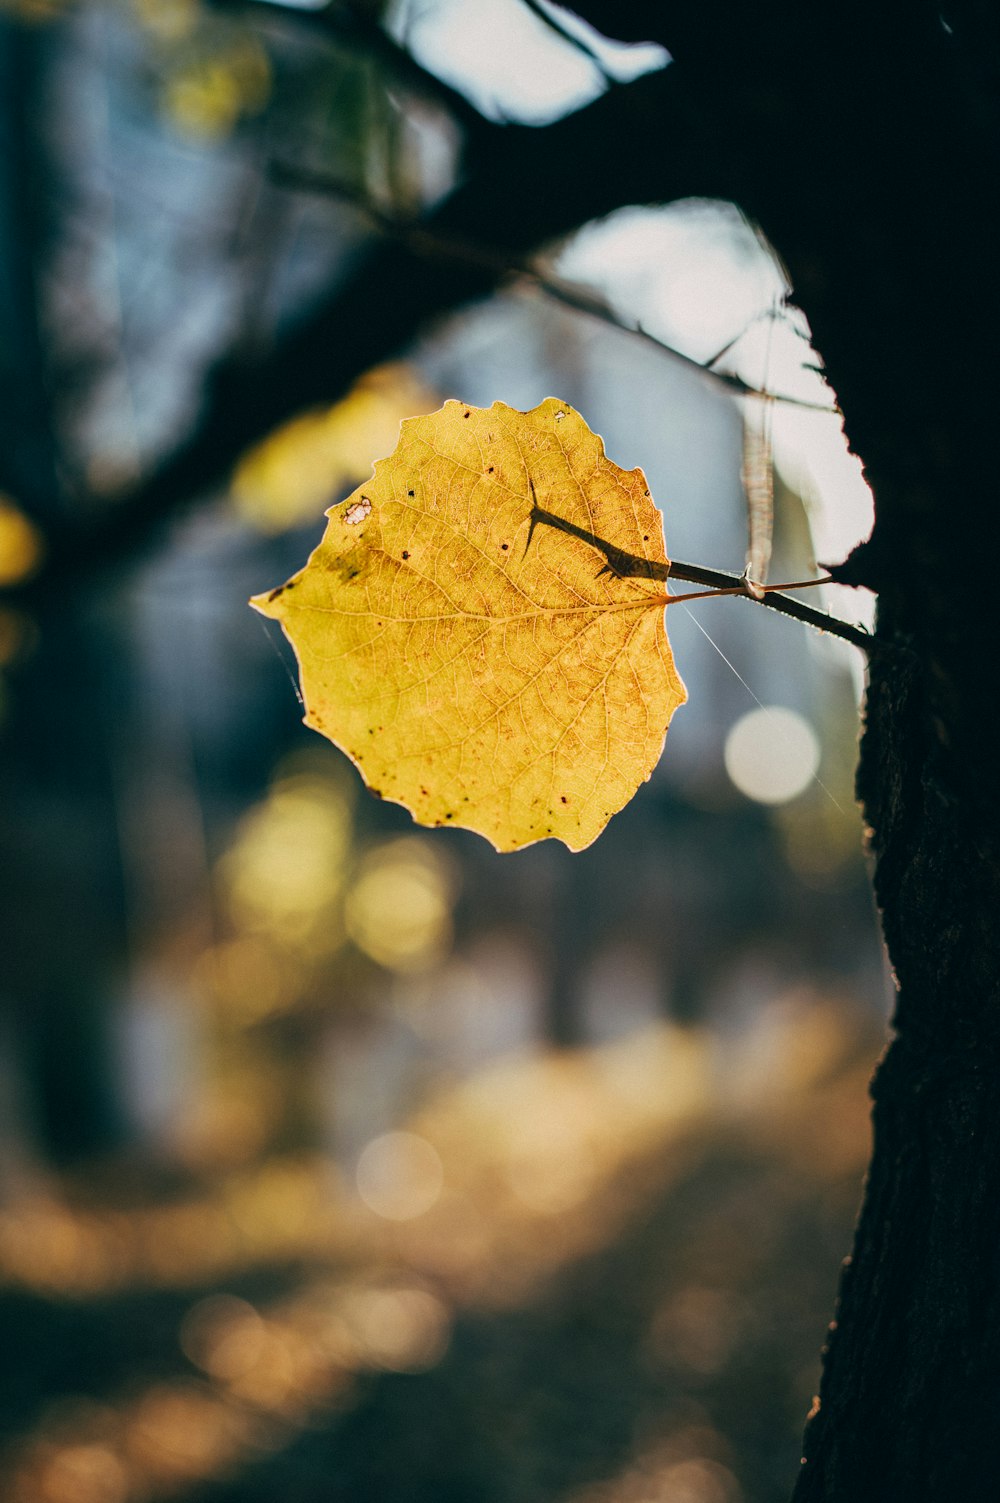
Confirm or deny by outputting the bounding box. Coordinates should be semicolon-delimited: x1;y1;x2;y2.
666;565;873;652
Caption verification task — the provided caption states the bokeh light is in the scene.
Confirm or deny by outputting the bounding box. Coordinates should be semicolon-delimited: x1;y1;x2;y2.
566;1439;743;1503
345;838;454;973
220;770;353;954
193;935;300;1025
355;1130;445;1220
340;1283;451;1372
723;706;821;805
38;1443;129;1503
180;1294;267;1381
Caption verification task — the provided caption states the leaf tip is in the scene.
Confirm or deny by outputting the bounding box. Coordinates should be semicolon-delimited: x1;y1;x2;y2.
248;590;275;617
250;578;298;617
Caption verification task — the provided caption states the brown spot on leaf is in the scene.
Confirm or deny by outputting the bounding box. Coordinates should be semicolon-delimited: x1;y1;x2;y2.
267;585;285;602
501;543;509;551
561;795;568;803
402;551;410;560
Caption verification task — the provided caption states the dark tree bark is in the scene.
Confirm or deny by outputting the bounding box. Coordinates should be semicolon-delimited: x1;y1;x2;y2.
0;18;132;1161
559;3;1000;1496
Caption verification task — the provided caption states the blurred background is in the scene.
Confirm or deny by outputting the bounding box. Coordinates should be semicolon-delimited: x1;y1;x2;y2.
0;2;887;1500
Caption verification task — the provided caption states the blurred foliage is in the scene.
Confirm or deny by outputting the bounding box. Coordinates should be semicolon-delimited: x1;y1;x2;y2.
0;0;72;21
0;498;44;588
213;750;455;998
0;990;878;1503
131;0;272;140
232;364;440;534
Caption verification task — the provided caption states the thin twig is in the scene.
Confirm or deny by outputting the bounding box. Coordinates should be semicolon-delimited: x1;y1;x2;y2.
519;0;614;73
666;562;872;651
268;161;841;416
543;286;837;413
525;499;869;651
742;396;775;587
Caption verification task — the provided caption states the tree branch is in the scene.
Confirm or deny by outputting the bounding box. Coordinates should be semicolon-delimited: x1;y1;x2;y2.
667;562;872;651
8;63;718;600
270;161;838;414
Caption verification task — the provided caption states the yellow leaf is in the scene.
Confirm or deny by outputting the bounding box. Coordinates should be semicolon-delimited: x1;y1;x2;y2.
251;398;687;852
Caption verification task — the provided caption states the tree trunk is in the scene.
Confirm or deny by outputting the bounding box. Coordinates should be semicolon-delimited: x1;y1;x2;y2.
570;2;1000;1494
794;610;1000;1500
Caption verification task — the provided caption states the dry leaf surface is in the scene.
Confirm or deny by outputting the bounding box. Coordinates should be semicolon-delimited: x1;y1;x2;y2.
252;398;686;851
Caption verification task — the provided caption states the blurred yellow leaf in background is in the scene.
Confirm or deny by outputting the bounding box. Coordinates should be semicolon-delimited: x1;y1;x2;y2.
345;837;454;973
233;364;440;533
219;770;353;954
0;496;43;587
252;398;686;851
160;33;271;140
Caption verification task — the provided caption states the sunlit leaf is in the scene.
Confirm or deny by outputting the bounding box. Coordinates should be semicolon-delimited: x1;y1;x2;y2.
252;398;686;852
